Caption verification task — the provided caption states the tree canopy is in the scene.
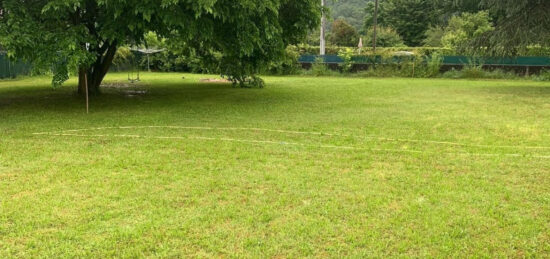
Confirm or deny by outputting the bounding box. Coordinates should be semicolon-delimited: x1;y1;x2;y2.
376;0;437;46
472;0;550;55
441;11;494;49
0;0;320;93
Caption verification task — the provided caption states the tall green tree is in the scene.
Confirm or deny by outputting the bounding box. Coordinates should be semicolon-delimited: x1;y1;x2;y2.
363;0;438;47
362;1;386;33
473;0;550;55
434;0;483;17
0;0;320;93
383;0;436;46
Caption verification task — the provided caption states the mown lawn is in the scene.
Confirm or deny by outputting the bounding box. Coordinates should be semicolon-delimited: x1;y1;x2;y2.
1;73;549;257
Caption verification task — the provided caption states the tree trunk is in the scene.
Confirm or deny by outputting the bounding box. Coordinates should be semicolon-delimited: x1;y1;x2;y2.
78;68;101;95
77;42;118;96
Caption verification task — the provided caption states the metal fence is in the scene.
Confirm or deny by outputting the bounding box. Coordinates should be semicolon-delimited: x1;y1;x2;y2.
0;53;31;79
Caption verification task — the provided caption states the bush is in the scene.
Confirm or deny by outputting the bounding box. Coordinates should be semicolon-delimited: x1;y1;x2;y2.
354;66;401;78
461;59;486;78
533;69;550;81
296;44;455;56
329;19;359;47
363;26;405;47
484;69;517;80
353;55;421;78
338;48;355;73
396;57;421;77
441;67;519;80
522;46;550;56
296;44;550;57
304;57;336;77
441;68;462;79
423;26;445;47
441;11;494;50
265;45;301;75
224;75;265;88
424;52;443;78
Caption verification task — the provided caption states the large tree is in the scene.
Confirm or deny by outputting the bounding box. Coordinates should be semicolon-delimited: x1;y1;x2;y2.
0;0;320;94
383;0;437;46
473;0;550;55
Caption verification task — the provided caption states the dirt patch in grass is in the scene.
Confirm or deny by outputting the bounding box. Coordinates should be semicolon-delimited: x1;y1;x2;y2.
199;78;231;83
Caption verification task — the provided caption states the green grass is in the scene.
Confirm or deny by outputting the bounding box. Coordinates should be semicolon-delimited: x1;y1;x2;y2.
1;73;549;258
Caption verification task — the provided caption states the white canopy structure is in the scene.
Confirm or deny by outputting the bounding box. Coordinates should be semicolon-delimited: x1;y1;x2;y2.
130;48;166;72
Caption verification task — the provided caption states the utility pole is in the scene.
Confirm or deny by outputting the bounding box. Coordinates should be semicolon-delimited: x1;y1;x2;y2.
320;0;326;56
373;0;379;54
147;54;151;72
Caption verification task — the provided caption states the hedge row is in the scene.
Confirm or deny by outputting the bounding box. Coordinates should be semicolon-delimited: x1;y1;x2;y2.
295;44;550;57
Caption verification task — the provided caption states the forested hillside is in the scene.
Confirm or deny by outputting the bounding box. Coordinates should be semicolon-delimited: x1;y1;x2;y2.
327;0;370;31
323;0;490;47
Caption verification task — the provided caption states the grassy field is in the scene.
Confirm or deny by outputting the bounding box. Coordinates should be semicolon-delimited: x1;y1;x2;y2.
1;73;549;257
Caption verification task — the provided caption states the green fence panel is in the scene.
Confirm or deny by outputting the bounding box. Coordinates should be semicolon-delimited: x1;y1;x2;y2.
443;56;550;66
516;57;550;66
298;55;345;63
0;53;31;79
0;54;10;79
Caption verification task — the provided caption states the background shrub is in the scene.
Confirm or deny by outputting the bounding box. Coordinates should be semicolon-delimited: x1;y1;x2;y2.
265;46;301;75
460;59;486;78
363;26;405;47
329;19;359;47
306;57;335;77
296;44;456;56
338;48;355;73
533;69;550;81
441;11;494;50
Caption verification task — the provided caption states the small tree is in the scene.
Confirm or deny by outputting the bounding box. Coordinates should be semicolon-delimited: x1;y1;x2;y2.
441;11;494;50
423;26;445;47
364;26;405;47
337;48;354;73
329;19;359;47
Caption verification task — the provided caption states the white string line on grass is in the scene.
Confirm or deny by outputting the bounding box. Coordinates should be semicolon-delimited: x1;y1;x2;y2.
363;136;550;150
33;125;550;150
32;132;550;159
45;126;343;137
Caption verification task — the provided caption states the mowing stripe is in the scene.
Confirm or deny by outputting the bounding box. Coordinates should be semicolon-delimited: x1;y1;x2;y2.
32;125;550;150
32;132;550;159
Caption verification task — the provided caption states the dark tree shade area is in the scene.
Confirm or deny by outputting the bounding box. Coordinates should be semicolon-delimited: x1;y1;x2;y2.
0;0;320;92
